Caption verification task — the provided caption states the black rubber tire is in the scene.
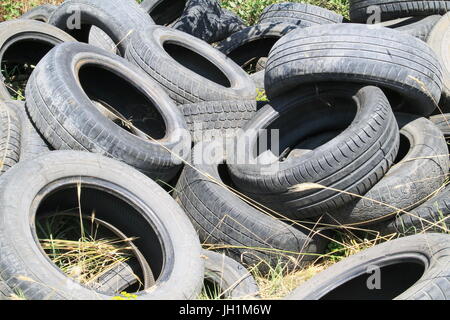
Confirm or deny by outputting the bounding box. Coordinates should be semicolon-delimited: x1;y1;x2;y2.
226;85;400;220
287;234;450;300
49;0;154;56
349;0;450;23
378;185;450;235
141;0;187;26
180;100;258;143
0;151;204;300
327;113;449;226
379;15;442;41
0;100;20;176
428;13;450;113
265;23;444;116
20;4;57;23
219;8;248;41
202;250;259;299
258;2;344;27
4;101;50;162
25;42;191;182
174;140;330;271
0;20;76;100
216;23;298;71
126;25;256;105
88;27;118;54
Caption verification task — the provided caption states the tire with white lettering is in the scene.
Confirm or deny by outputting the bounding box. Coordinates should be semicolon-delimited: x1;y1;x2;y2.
49;0;154;56
0;151;204;300
349;0;450;23
202;250;259;299
25;42;191;182
287;234;450;300
265;24;444;116
258;2;344;27
126;25;256;105
327;114;449;226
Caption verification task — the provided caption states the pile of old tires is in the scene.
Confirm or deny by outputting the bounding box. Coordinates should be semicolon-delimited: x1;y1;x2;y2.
0;0;449;300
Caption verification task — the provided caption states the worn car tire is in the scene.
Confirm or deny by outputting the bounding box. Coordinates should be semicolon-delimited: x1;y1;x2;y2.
4;101;50;162
0;20;76;100
0;101;20;176
380;15;442;41
180;100;258;143
126;25;256;105
175;140;330;271
265;24;444;116
287;234;450;300
349;0;450;23
265;24;443;116
327;113;449;226
227;85;400;220
25;42;191;182
20;4;57;22
202;250;259;299
378;186;450;235
430;113;450;139
0;151;203;300
428;13;450;113
49;0;154;56
258;2;344;27
216;23;298;72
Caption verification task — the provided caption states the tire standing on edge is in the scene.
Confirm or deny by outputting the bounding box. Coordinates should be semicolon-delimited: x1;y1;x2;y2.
0;151;204;300
25;42;191;182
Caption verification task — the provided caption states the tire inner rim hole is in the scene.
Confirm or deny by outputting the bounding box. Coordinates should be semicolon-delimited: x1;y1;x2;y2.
150;0;186;25
394;133;411;164
35;183;164;295
254;94;357;163
78;64;167;140
163;42;231;88
319;260;426;300
1;38;55;99
228;37;279;74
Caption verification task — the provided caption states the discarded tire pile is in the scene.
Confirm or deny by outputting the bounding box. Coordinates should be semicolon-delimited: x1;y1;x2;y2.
0;0;449;300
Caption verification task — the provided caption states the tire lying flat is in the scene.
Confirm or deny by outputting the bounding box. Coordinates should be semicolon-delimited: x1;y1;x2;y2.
175;140;328;271
126;25;256;105
349;0;450;23
265;24;444;116
26;42;191;182
327;113;449;226
0;151;204;300
227;85;399;220
287;234;450;300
